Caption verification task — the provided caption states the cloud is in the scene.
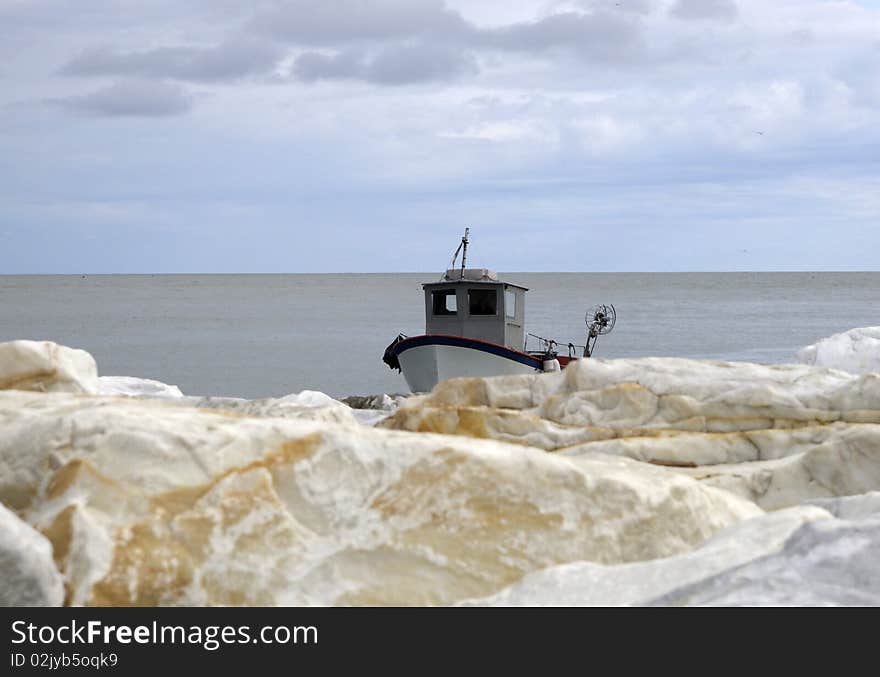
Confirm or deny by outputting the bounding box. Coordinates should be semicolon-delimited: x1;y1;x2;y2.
294;42;478;84
60;39;283;82
577;0;656;15
293;50;365;82
6;0;880;274
480;11;647;63
366;42;478;84
287;6;650;83
55;80;193;117
52;3;654;93
251;0;649;67
249;0;469;44
670;0;738;22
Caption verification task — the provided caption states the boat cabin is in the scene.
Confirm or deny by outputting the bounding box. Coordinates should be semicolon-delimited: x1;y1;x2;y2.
423;268;527;350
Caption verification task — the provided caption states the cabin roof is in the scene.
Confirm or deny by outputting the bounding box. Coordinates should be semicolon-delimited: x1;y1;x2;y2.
423;268;528;291
422;280;528;291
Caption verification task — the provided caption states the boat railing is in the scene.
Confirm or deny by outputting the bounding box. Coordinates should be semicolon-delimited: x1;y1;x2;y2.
524;333;585;358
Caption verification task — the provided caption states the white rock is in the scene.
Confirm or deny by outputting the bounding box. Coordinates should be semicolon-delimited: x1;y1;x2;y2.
796;326;880;375
382;358;880;508
98;376;184;399
647;508;880;606
561;423;880;510
5;338;876;607
0;340;98;394
0;390;759;606
475;498;880;607
560;424;839;467
804;491;880;520
0;502;65;606
97;379;365;424
467;505;830;606
341;393;403;426
436;357;880;431
347;409;393;426
180;390;360;425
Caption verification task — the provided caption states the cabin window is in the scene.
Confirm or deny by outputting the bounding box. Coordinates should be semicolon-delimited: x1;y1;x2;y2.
432;289;458;315
505;290;516;319
468;289;497;316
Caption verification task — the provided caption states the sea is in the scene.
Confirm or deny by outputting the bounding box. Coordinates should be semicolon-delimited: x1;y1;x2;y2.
1;272;877;399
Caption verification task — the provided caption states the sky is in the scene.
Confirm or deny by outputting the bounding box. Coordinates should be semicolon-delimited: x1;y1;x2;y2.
1;0;879;273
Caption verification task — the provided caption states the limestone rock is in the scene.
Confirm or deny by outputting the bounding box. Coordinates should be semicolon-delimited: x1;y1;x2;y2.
381;358;880;507
647;507;880;606
4;338;878;607
384;357;880;437
796;326;880;375
0;340;98;394
0;502;65;606
341;393;407;426
181;390;361;425
566;423;880;510
0;390;759;606
805;491;880;519
97;376;184;399
466;505;830;606
473;496;880;606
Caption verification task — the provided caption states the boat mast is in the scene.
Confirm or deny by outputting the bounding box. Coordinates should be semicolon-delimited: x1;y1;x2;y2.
460;227;469;278
449;227;470;279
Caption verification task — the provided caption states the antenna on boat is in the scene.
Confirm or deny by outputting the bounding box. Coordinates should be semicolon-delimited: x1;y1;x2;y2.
449;227;470;279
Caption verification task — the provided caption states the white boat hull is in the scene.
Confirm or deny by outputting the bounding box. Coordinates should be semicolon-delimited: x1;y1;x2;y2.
395;338;542;392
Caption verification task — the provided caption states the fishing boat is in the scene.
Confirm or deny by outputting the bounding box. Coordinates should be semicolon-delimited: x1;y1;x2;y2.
382;230;616;392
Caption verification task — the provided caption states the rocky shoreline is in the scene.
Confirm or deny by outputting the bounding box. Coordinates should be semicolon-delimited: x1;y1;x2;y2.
1;334;879;606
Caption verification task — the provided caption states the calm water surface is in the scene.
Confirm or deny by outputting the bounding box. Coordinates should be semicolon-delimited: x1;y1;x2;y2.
1;273;876;398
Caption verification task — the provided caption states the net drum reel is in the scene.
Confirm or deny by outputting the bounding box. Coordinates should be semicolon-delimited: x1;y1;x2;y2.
584;304;616;357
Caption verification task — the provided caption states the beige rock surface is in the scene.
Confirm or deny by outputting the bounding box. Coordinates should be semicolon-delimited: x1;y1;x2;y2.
0;340;98;394
4;341;879;607
0;501;65;606
0;391;759;606
381;358;880;508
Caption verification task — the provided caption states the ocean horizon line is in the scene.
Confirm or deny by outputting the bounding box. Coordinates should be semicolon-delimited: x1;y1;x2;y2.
2;270;879;276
